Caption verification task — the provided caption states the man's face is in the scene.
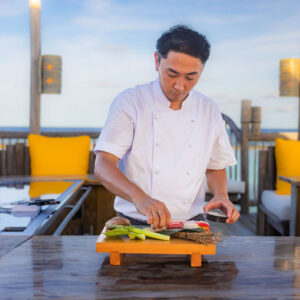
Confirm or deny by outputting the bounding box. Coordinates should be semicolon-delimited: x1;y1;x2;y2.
155;51;204;103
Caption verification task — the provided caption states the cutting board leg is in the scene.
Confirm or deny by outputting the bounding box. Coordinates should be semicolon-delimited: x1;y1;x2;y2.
110;251;122;265
191;253;202;267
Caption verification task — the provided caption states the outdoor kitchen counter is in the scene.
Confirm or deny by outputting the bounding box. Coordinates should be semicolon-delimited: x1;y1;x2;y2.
0;236;300;299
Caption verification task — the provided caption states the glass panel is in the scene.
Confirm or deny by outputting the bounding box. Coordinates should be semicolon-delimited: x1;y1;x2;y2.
0;181;73;232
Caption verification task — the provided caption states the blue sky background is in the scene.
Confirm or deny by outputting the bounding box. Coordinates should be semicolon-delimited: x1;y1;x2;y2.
0;0;300;128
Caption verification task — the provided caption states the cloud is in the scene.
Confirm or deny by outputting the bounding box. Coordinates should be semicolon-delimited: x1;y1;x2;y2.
190;14;258;26
79;0;260;27
98;45;130;53
1;0;300;129
274;104;297;113
0;0;27;17
260;92;279;99
81;0;114;14
51;3;300;127
215;30;300;56
37;34;157;127
97;82;122;88
73;0;262;34
0;34;26;51
199;26;300;103
74;15;167;32
72;0;170;32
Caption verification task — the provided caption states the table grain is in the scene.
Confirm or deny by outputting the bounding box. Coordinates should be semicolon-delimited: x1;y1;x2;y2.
1;236;300;299
0;235;31;258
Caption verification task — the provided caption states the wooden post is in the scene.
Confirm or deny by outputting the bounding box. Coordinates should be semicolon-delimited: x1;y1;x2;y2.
29;0;41;134
240;100;251;215
251;107;262;134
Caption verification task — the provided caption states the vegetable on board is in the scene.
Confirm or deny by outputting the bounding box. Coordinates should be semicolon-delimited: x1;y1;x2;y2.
167;220;184;229
104;225;170;241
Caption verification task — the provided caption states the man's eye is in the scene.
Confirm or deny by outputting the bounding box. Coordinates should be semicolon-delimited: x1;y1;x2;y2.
186;77;194;81
167;73;177;78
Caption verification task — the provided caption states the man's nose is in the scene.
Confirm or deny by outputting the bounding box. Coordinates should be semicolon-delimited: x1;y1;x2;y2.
174;78;185;92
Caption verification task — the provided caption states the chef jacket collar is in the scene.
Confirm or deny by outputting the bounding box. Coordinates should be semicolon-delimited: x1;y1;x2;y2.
154;78;194;112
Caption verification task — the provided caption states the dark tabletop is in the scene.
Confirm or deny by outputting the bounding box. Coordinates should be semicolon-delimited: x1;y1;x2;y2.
1;236;300;299
0;235;31;258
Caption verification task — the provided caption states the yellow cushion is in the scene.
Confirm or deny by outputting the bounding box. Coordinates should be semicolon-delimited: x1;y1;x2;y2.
275;138;300;195
28;134;91;176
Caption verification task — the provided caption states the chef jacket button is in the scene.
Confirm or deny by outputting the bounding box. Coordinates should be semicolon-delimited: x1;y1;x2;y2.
191;119;195;123
188;144;192;148
155;142;159;146
186;172;190;175
155;170;160;175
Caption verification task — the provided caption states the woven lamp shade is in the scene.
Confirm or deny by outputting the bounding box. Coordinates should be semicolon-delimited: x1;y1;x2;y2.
280;58;300;97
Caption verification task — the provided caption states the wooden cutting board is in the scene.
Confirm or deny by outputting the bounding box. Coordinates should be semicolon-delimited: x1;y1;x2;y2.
96;231;216;267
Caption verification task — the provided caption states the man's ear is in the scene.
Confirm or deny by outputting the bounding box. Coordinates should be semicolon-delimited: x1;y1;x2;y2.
154;52;160;71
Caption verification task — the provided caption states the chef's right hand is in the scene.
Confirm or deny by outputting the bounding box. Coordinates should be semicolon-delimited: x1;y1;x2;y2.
132;196;171;230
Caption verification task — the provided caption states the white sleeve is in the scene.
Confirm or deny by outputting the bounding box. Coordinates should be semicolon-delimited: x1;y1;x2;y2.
207;113;237;170
94;92;136;159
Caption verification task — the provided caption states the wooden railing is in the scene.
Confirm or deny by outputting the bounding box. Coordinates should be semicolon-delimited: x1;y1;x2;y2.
0;130;100;176
0;130;99;145
0;115;244;212
0;122;241;180
239;100;297;214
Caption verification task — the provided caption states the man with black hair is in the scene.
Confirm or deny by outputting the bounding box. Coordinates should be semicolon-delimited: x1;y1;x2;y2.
94;25;240;230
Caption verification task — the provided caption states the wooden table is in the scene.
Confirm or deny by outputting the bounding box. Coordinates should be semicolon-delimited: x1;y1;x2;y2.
1;235;300;299
0;235;31;258
280;176;300;236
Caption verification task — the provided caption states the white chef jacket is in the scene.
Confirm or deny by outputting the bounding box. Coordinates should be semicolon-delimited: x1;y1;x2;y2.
94;79;237;221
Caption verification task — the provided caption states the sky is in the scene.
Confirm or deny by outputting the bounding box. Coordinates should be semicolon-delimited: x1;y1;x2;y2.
0;0;300;129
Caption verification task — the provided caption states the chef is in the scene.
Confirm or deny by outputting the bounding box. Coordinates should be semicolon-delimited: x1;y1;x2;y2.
94;25;240;230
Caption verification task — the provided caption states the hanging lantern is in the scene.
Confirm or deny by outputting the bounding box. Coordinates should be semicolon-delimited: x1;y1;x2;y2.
280;58;300;97
41;55;62;94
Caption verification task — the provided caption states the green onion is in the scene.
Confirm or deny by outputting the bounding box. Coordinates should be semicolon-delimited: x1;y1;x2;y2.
129;226;170;241
134;233;146;240
104;226;128;237
104;225;170;241
128;232;136;240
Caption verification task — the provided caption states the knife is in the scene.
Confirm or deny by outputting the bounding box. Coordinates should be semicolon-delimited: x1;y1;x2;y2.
2;199;60;206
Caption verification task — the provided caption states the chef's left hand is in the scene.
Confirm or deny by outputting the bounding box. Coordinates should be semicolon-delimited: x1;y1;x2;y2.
203;195;240;224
